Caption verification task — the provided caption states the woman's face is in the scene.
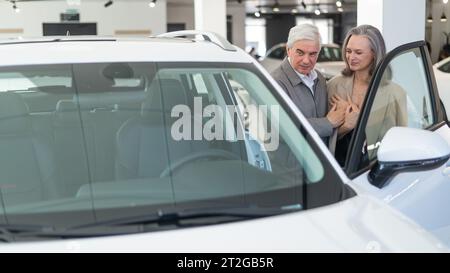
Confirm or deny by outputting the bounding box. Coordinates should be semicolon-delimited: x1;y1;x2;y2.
345;35;374;73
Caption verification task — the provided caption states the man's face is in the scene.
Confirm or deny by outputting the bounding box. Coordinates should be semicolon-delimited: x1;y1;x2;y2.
286;39;320;75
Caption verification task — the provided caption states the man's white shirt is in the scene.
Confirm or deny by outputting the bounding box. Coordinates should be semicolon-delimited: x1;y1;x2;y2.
288;57;317;96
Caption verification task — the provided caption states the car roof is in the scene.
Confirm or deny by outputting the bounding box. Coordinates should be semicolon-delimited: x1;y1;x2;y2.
0;34;253;66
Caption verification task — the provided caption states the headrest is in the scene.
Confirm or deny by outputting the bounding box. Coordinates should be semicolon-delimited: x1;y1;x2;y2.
102;63;134;79
73;64;114;93
75;91;147;110
143;79;190;116
56;99;77;112
0;93;31;135
73;63;144;93
54;100;79;123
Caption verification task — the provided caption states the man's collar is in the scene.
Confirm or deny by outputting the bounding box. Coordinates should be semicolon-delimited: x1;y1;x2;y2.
281;58;302;86
282;58;317;86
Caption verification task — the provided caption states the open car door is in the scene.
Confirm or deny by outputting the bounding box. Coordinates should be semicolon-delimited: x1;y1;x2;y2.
343;41;450;246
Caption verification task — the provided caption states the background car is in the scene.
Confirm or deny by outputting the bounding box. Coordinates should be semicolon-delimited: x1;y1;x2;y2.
259;43;345;79
0;33;447;252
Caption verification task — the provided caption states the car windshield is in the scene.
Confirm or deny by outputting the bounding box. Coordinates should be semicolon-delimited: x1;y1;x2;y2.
0;62;353;238
317;46;343;62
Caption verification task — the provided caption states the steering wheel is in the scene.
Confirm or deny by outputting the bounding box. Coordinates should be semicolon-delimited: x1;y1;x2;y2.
159;149;240;178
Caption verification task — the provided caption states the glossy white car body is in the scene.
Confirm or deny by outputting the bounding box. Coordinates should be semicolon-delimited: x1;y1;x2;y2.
0;33;448;252
0;195;444;253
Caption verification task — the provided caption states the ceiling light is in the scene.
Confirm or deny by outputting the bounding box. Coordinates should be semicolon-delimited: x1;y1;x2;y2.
444;0;448;4
301;1;306;9
104;0;113;8
66;0;81;5
11;1;19;12
315;9;321;15
272;1;280;12
149;0;156;8
254;10;261;17
336;1;342;8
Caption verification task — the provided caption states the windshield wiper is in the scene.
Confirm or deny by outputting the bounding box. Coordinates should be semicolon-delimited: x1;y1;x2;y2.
68;206;288;231
0;223;55;242
0;206;301;240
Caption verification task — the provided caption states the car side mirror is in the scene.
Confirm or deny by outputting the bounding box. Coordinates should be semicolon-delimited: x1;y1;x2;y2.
368;127;450;188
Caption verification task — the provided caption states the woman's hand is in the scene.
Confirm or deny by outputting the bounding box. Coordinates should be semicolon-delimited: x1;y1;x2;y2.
337;95;360;137
330;94;349;112
343;94;360;130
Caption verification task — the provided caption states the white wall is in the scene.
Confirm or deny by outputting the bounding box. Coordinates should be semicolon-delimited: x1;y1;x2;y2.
0;0;167;38
358;0;425;52
226;4;246;49
167;1;246;49
194;0;226;38
167;4;195;30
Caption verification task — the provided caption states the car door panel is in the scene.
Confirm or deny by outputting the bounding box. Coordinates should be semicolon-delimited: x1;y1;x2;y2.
346;41;450;246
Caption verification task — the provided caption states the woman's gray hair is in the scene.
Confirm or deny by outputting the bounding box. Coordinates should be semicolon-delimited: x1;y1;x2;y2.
341;24;386;77
286;24;322;49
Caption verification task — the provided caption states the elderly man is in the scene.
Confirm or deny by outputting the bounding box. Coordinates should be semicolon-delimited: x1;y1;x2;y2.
271;24;345;144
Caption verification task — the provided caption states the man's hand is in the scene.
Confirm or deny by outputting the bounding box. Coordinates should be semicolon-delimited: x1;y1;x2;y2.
327;103;345;128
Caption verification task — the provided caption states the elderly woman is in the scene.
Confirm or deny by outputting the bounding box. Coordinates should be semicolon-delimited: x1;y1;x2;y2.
327;25;407;165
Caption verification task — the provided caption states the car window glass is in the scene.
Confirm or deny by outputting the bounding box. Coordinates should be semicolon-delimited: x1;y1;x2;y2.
438;60;450;73
363;48;435;164
0;63;351;229
318;46;342;62
267;46;286;60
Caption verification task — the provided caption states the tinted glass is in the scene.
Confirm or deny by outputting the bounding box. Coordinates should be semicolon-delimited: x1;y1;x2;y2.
267;46;286;60
0;62;352;238
318;46;343;62
364;48;435;162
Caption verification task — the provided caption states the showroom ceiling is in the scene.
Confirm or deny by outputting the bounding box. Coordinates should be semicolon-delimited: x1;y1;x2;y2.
5;0;357;14
168;0;357;13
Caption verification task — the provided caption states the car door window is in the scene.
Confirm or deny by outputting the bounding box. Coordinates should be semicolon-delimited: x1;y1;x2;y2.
353;45;438;170
438;60;450;73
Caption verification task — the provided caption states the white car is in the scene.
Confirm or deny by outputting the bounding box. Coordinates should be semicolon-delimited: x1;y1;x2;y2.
259;43;345;79
0;33;448;252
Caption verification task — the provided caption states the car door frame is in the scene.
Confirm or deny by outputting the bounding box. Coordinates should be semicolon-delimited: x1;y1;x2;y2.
342;41;447;178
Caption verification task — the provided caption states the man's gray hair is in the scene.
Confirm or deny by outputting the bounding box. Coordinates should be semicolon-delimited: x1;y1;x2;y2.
286;24;322;49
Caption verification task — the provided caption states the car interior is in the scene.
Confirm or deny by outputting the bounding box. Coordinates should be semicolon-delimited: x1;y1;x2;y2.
0;62;318;214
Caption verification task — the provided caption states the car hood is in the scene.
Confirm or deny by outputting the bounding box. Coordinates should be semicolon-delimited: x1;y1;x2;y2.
0;195;445;252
